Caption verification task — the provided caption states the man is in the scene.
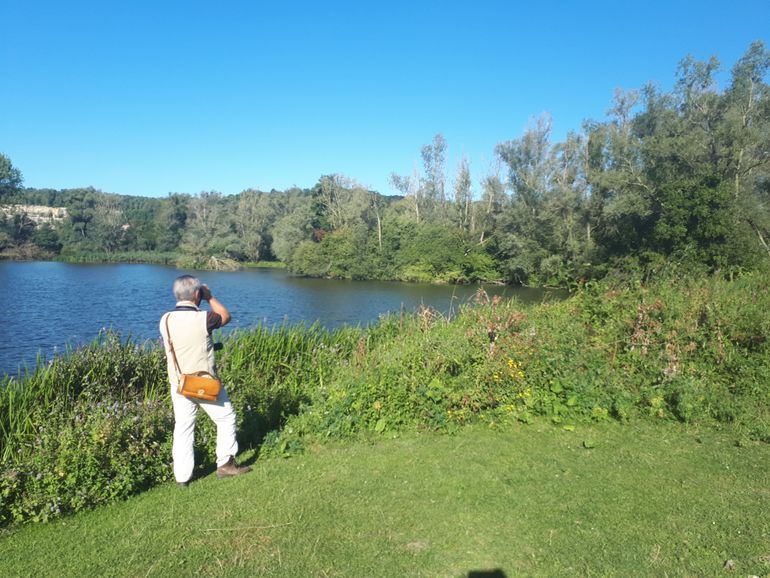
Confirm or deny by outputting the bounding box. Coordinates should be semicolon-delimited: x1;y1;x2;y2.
159;275;251;486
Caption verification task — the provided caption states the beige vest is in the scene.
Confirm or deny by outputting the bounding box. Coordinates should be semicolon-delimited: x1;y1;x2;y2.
160;301;218;386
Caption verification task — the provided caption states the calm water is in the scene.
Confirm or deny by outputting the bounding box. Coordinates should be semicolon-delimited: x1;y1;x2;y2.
0;261;564;377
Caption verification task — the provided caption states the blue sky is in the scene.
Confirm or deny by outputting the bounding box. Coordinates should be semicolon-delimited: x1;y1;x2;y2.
2;0;769;198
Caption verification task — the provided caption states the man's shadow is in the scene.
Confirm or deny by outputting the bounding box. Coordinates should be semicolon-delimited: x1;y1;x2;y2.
467;571;507;578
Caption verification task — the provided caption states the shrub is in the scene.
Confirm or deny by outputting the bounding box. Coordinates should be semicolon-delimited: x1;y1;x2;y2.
264;275;770;453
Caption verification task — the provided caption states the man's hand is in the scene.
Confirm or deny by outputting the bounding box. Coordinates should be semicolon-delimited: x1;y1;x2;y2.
203;285;231;326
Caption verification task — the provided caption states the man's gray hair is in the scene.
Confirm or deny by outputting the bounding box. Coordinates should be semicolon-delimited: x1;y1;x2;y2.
172;275;202;301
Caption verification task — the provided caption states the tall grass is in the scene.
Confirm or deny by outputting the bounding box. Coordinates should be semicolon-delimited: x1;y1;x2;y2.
0;324;360;526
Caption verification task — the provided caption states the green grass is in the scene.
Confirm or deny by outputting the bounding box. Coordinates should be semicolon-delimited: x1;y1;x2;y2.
2;421;768;577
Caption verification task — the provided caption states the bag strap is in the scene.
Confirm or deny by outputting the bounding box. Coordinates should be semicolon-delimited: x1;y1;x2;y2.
163;313;183;377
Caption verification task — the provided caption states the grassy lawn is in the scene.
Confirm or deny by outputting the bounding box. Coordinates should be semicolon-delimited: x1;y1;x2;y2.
2;421;769;577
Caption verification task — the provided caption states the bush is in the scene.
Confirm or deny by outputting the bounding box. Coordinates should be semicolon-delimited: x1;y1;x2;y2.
264;275;770;453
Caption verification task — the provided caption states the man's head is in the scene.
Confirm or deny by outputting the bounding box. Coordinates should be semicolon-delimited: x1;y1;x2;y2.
172;275;202;302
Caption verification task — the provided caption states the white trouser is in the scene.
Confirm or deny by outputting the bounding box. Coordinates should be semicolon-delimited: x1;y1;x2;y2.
170;385;238;483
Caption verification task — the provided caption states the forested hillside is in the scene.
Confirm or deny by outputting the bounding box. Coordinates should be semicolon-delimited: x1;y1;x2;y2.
2;42;768;286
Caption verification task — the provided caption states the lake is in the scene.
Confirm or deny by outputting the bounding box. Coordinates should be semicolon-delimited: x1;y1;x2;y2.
0;261;565;377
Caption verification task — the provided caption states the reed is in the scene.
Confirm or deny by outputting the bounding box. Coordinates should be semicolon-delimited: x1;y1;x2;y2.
55;251;180;265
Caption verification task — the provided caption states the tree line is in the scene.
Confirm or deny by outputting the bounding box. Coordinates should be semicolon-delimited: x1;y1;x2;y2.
1;42;768;286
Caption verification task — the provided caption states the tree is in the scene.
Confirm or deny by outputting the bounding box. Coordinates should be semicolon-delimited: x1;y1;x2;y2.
584;89;653;260
722;41;770;258
495;114;559;283
389;168;422;222
231;190;277;262
496;114;553;215
64;188;98;246
420;134;447;211
311;175;370;232
0;154;23;201
180;192;227;257
452;156;472;232
91;194;128;252
546;132;591;276
33;223;62;253
270;197;315;264
8;213;36;244
156;193;190;252
476;164;506;245
390;134;449;224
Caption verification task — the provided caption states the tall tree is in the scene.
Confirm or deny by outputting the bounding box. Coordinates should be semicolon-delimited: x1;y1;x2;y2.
0;154;23;201
496;114;553;215
91;194;127;252
476;164;506;245
156;193;190;252
584;89;652;259
64;188;98;244
270;194;315;264
230;190;276;261
495;114;557;283
180;191;226;257
547;132;590;269
420;133;447;211
389;167;422;223
722;41;770;257
452;156;472;232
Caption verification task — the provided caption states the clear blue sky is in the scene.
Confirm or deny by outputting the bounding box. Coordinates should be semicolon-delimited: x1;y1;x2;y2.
2;0;768;198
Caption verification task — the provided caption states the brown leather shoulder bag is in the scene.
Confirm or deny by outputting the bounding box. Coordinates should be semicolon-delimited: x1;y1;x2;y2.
164;313;222;401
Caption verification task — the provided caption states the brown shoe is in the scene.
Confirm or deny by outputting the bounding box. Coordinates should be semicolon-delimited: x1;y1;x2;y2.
216;456;252;479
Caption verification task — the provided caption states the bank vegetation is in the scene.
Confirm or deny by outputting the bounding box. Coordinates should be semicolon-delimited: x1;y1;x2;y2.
1;271;769;527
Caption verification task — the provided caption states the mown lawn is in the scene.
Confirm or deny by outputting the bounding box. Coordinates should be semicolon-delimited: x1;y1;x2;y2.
2;421;769;577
